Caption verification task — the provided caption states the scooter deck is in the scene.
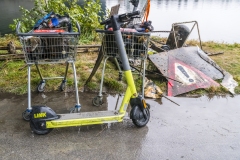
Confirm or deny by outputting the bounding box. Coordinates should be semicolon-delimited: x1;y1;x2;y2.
46;110;125;128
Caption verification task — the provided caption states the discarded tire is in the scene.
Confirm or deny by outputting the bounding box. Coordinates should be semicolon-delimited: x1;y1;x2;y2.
166;24;190;49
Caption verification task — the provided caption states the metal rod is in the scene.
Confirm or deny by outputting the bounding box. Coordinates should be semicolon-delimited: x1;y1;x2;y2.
35;63;44;81
172;21;203;49
114;57;122;72
63;62;69;81
114;94;121;110
99;57;109;97
149;30;176;33
172;24;178;48
71;62;80;106
162;95;180;106
130;65;183;84
196;21;203;49
142;59;146;98
27;65;32;110
185;22;196;46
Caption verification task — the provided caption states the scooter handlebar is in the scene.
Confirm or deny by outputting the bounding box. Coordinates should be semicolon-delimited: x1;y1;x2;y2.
100;10;140;25
100;19;111;25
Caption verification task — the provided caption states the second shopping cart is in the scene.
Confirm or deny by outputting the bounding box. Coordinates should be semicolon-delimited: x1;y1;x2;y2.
92;29;150;106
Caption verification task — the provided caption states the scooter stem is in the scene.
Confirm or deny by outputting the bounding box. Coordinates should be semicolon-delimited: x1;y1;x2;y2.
111;15;131;72
111;15;137;97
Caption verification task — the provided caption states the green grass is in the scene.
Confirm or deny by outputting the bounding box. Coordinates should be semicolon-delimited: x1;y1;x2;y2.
0;36;239;96
0;34;20;46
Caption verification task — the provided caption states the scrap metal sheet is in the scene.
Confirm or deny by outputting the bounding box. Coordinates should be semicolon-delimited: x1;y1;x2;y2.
149;46;224;80
148;46;225;96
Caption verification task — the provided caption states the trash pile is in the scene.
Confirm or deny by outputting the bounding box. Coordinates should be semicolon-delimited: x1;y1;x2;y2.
144;77;163;98
148;46;238;96
32;12;72;32
84;1;238;98
21;12;75;61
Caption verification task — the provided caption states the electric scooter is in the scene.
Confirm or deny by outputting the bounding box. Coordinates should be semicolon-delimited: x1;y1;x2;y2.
91;2;153;106
28;11;151;135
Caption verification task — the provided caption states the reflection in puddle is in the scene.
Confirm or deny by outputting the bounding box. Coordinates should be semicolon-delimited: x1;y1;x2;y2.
107;93;239;112
107;94;124;111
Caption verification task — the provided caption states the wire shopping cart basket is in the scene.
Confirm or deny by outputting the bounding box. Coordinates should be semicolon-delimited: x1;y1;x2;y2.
17;22;81;120
92;29;150;106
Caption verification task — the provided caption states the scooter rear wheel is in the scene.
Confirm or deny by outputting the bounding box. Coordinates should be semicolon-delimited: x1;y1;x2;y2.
132;106;150;127
30;121;53;135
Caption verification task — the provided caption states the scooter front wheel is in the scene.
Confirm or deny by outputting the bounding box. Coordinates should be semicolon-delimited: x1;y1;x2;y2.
132;106;150;127
30;120;53;135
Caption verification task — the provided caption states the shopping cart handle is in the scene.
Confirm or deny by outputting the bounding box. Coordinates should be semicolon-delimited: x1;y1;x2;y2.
16;21;80;36
16;21;21;34
76;22;81;35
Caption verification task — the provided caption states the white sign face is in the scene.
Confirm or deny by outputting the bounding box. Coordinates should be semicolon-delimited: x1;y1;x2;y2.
175;63;206;85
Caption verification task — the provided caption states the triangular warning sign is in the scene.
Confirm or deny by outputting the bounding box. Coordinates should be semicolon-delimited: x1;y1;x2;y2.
168;55;220;96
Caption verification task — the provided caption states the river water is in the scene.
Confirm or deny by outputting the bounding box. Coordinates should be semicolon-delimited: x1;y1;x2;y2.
0;0;240;43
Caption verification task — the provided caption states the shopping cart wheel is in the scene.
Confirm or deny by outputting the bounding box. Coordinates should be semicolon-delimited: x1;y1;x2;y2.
22;110;31;121
92;96;103;106
37;80;46;92
30;120;53;135
60;81;66;91
69;105;81;113
118;72;123;81
132;104;150;127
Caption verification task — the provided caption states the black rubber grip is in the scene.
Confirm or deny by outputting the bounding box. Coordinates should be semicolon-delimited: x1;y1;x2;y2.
118;10;140;20
100;18;111;25
100;10;140;25
127;10;140;17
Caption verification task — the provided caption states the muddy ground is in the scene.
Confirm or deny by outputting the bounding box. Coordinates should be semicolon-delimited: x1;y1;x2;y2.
0;91;240;160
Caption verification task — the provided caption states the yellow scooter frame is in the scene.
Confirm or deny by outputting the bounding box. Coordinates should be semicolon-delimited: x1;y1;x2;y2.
46;70;136;128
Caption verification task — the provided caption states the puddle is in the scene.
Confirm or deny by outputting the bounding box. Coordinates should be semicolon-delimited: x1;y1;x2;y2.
0;92;239;114
107;94;124;111
0;91;239;134
0;92;240;159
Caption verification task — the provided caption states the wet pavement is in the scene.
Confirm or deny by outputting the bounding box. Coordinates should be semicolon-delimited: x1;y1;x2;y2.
0;91;240;160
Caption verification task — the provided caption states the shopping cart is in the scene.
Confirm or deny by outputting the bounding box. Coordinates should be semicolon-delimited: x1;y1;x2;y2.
92;29;150;106
16;22;81;120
